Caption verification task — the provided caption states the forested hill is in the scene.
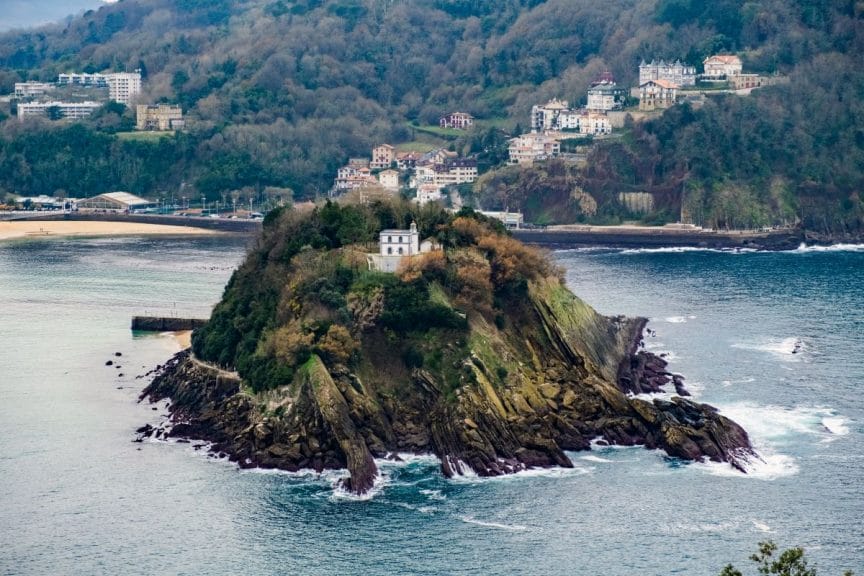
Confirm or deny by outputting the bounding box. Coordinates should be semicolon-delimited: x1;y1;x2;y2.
0;0;862;232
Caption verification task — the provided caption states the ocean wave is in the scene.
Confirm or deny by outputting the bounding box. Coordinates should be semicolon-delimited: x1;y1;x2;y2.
699;451;799;481
752;519;774;533
419;489;447;501
792;243;864;253
459;516;527;531
620;246;758;255
578;455;614;463
731;336;807;360
449;461;594;485
718;401;849;441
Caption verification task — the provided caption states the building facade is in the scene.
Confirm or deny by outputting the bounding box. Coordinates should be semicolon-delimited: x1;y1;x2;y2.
702;55;743;80
531;99;569;132
639;80;678;111
586;82;625;111
639;60;697;87
377;169;399;191
136;104;184;130
14;82;53;98
106;72;142;105
379;222;420;257
508;133;561;165
370;144;396;169
17;101;102;120
439;112;474;130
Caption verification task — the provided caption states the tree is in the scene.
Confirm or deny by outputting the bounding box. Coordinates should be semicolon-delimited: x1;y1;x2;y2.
719;541;855;576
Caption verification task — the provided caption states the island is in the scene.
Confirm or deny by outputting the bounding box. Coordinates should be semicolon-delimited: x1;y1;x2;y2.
140;202;753;494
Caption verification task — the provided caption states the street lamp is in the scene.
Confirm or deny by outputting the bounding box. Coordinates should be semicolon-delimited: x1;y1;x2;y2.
201;195;206;215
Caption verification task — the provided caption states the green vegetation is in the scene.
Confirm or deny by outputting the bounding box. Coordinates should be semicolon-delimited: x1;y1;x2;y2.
719;541;855;576
192;201;551;394
0;0;861;231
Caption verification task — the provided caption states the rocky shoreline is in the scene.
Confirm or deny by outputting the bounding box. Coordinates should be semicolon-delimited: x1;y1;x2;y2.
139;319;752;493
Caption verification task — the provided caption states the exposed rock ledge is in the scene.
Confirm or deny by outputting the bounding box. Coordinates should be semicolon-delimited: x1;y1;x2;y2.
140;309;752;495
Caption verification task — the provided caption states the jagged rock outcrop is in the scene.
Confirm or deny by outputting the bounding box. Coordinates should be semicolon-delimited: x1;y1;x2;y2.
139;206;754;494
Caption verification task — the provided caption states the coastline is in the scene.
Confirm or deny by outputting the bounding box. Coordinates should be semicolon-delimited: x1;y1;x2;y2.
0;220;221;242
512;225;805;251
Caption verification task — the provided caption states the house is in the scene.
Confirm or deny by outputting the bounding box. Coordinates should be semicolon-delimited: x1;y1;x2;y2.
370;144;396;170
14;82;53;98
416;184;443;205
702;55;742;80
639;60;697;87
378;169;399;191
136;104;184;131
367;222;441;272
586;80;626;111
334;165;377;192
396;151;421;170
439;112;474;130
728;73;765;90
348;157;370;169
508;133;561;165
17;101;102;120
531;99;569;132
557;110;612;135
639;79;679;111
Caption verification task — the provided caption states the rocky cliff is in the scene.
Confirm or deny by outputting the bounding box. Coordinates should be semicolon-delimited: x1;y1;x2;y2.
140;204;753;494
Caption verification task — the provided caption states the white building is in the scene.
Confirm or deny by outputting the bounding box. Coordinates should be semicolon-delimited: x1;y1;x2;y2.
14;82;53;98
17;101;103;120
508;133;561;165
702;55;743;80
58;73;108;87
106;72;141;105
367;222;442;272
639;60;697;87
479;211;524;229
416;184;443;205
557;110;611;135
370;144;396;170
439;112;474;130
531;99;569;132
586;82;625;111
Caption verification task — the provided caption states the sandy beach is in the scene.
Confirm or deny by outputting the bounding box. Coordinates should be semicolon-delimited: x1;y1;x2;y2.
172;330;193;350
0;220;219;241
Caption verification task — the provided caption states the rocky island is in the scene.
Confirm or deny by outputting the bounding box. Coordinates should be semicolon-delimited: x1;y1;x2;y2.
141;202;753;494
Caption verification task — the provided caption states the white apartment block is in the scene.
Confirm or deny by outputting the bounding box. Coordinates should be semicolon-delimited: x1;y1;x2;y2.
531;99;569;132
702;55;743;80
58;73;108;87
639;60;697;87
106;72;141;105
14;82;53;98
586;82;625;111
17;101;103;120
508;133;561;165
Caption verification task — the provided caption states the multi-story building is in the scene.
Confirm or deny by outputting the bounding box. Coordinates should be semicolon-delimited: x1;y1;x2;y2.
17;101;102;120
106;72;141;105
58;73;108;87
14;82;53;98
639;80;679;111
370;144;396;170
702;55;743;80
586;81;626;111
508;133;561;165
136;104;184;131
439;112;474;130
531;99;569;132
334;165;378;192
556;110;612;135
639;60;697;87
378;169;399;191
416;184;443;205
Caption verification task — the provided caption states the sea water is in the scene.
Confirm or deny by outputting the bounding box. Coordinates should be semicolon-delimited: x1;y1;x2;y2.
0;237;861;575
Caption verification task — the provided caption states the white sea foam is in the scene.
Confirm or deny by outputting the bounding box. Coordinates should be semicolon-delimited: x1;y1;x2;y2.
579;455;614;463
459;516;527;531
621;246;718;255
718;402;849;440
449;460;594;485
752;519;773;533
720;377;756;387
419;489;447;501
821;416;850;437
731;336;807;361
792;242;864;253
664;316;688;323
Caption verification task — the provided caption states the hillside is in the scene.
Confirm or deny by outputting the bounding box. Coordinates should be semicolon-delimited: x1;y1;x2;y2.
0;0;862;232
141;203;753;493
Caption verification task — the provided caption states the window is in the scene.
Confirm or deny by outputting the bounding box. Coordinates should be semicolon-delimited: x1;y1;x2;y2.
398;247;403;255
388;236;392;243
387;247;392;255
399;236;403;243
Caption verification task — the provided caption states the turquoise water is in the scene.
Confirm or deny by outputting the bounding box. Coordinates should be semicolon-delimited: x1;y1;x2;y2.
1;237;862;575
